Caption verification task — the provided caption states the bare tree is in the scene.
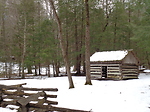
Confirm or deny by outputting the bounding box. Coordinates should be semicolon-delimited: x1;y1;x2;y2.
85;0;92;85
49;0;74;89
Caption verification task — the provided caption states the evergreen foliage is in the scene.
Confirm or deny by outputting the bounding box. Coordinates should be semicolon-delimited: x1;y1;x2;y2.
0;0;150;78
131;0;150;67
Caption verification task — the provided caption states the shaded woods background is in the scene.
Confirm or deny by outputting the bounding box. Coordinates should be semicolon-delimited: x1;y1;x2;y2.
0;0;150;78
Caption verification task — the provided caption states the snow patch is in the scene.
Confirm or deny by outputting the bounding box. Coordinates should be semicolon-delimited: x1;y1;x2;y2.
144;69;150;73
0;74;150;112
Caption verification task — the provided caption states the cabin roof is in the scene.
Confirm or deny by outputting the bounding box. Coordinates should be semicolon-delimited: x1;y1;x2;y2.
90;50;131;62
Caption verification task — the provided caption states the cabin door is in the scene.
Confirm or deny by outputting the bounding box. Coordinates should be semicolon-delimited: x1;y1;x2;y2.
102;66;107;78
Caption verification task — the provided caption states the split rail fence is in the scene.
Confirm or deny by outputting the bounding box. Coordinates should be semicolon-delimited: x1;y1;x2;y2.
0;83;91;112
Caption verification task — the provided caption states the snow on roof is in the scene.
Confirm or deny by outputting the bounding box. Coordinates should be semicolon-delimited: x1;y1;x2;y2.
90;50;129;62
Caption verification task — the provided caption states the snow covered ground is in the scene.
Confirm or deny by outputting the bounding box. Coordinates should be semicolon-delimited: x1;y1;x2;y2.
0;73;150;112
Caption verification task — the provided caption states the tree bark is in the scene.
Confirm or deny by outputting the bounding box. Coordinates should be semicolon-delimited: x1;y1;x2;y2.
19;62;22;76
49;0;74;89
85;0;92;85
21;14;27;79
146;51;150;69
47;64;50;77
74;1;81;75
27;66;33;74
81;2;85;75
1;1;8;77
113;17;117;50
128;3;131;48
34;64;38;76
38;63;41;75
55;62;60;77
8;62;12;79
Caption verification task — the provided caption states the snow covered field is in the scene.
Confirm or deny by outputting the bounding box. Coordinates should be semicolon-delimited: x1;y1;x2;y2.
0;73;150;112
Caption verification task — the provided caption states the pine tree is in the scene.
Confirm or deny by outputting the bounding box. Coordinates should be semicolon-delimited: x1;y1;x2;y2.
132;0;150;68
15;0;37;78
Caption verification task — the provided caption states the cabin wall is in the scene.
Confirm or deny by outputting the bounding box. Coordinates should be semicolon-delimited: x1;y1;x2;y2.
90;63;122;79
121;64;139;79
90;64;102;78
107;65;121;79
90;62;139;80
122;52;139;65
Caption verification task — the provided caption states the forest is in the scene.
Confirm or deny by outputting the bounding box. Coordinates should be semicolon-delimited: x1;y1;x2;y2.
0;0;150;79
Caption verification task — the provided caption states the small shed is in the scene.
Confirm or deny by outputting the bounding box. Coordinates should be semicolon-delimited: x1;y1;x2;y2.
90;49;140;80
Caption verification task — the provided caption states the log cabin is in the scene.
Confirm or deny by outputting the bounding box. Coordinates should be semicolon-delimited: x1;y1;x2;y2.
90;49;140;80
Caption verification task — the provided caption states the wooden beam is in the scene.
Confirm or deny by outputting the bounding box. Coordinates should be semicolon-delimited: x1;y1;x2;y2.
22;87;58;92
90;64;120;67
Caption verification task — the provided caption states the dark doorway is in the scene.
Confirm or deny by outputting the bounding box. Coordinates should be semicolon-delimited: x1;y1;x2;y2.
102;66;107;78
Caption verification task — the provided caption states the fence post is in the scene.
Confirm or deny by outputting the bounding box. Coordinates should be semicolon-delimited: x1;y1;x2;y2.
18;105;28;112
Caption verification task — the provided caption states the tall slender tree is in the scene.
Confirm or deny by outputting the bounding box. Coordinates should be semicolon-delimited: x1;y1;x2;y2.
85;0;92;85
49;0;74;89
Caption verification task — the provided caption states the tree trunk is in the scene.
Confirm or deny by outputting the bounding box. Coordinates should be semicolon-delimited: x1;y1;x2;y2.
34;65;38;76
8;62;12;79
55;62;60;77
146;51;150;69
74;2;81;75
38;63;41;75
83;55;86;75
19;62;22;76
21;14;27;79
47;64;50;77
52;63;56;77
113;18;117;50
49;0;74;89
4;62;8;77
27;66;33;74
1;3;8;77
85;0;92;85
81;2;85;75
128;4;131;49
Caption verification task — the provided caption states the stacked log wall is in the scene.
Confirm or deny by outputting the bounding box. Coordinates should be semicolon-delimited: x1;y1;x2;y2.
90;62;139;80
122;64;139;79
107;65;121;79
90;64;102;78
90;63;122;79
